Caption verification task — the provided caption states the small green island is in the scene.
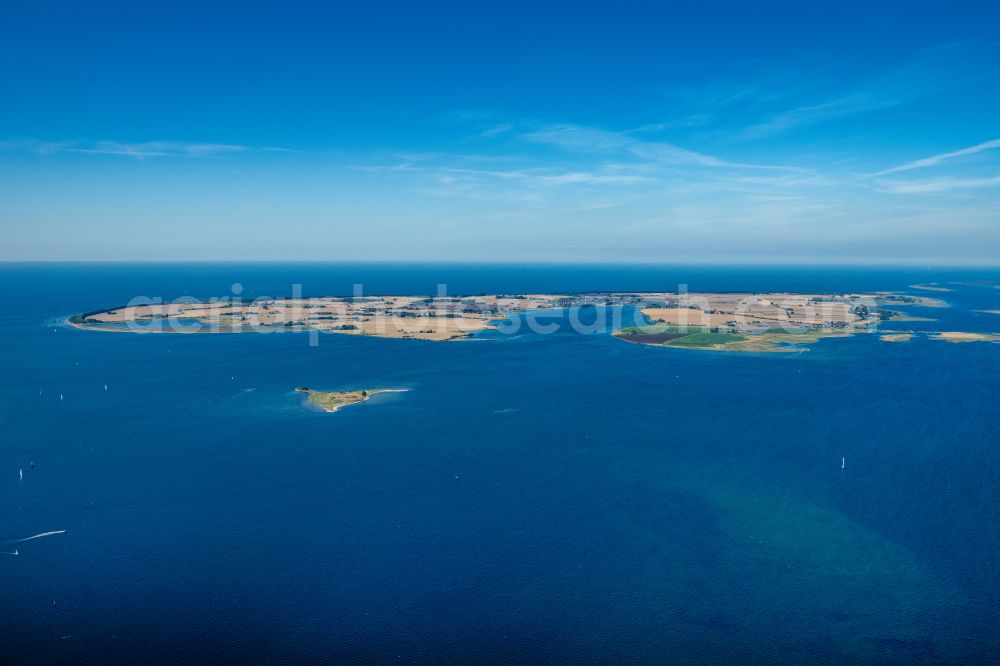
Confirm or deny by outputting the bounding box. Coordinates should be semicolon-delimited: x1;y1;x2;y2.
295;386;409;412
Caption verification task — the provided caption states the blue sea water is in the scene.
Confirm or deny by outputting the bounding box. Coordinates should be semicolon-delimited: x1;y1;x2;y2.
1;263;999;664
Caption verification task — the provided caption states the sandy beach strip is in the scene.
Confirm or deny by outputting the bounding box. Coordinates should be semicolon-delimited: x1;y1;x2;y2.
909;284;953;292
929;332;1000;343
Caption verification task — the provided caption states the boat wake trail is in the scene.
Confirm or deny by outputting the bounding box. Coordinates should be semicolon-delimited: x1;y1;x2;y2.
4;530;66;543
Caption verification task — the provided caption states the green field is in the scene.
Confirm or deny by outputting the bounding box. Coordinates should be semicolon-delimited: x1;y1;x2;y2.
616;324;711;336
615;322;867;352
666;332;747;347
615;324;747;348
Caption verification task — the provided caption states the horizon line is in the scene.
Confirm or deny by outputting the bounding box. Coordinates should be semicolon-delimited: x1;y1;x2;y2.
3;259;1000;268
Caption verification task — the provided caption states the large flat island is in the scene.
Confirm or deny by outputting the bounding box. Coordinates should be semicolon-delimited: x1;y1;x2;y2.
70;291;947;351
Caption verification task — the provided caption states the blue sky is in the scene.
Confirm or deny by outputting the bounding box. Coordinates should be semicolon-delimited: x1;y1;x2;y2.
2;0;999;263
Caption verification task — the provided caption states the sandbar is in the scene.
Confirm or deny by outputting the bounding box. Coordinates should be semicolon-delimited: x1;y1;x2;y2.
909;284;953;292
929;332;1000;344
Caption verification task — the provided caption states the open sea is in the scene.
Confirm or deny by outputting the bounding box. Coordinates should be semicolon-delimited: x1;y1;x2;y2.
1;262;999;664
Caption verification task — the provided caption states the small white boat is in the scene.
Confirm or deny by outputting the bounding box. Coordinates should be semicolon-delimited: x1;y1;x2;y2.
841;457;846;470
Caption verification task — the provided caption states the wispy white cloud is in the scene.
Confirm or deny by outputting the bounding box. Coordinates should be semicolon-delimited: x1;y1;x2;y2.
874;137;1000;175
354;114;837;212
0;139;78;154
521;124;634;152
364;161;655;189
737;42;987;139
876;175;1000;194
73;141;249;158
532;171;653;185
630;114;713;132
740;92;891;139
1;138;253;159
478;123;515;138
521;122;797;171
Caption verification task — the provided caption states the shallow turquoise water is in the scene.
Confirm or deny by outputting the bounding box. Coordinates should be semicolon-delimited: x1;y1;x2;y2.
1;264;999;663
